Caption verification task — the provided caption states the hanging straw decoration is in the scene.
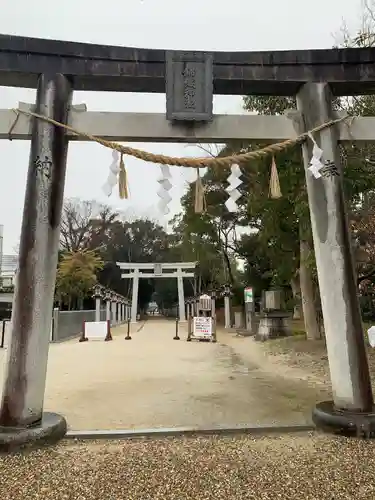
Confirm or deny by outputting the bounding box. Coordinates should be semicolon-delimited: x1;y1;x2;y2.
269;156;282;199
194;168;206;214
118;153;129;199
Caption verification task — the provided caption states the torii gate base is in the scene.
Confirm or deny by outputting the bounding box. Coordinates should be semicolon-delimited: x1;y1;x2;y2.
0;413;67;453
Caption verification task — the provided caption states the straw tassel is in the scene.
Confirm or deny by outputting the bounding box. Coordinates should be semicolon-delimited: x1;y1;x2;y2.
194;168;206;214
269;156;282;199
118;154;129;199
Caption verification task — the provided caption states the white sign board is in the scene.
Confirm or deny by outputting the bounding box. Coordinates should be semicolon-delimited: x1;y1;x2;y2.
368;326;375;348
192;316;213;340
84;321;108;341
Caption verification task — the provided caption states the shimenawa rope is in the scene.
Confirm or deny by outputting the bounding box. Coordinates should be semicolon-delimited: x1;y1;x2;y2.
11;108;350;169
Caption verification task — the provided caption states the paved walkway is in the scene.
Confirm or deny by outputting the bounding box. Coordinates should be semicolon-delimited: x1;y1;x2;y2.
0;319;323;430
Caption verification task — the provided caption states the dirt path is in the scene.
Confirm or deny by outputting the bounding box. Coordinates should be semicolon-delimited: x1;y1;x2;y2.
218;329;329;387
217;328;331;406
0;320;327;430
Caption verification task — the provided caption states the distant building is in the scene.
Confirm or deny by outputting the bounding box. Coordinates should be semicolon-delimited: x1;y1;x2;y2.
0;224;2;276
0;226;17;318
0;254;17;288
0;225;17;288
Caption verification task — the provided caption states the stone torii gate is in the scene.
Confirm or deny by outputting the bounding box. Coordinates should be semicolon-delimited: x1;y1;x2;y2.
0;34;375;448
117;262;196;323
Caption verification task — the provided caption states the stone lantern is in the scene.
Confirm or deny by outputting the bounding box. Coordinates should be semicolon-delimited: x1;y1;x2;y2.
92;284;103;322
210;289;217;319
222;284;232;329
104;290;112;322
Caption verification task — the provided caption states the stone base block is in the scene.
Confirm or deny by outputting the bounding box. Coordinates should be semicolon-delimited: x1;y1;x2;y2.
313;400;375;438
255;313;290;341
0;412;67;453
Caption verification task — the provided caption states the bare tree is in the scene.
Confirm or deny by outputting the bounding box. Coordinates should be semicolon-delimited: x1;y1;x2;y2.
60;198;118;252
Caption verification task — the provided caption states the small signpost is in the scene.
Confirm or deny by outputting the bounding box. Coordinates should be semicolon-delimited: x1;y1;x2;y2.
192;316;213;341
187;293;217;342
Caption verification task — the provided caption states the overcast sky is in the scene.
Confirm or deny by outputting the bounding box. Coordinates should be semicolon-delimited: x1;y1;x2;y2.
0;0;362;253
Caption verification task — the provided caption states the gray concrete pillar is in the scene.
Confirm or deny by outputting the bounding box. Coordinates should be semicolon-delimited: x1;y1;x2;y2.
188;302;192;318
297;82;373;413
0;74;72;431
52;307;60;342
224;295;231;329
131;273;139;323
111;300;117;325
105;298;111;322
95;297;101;323
211;294;216;319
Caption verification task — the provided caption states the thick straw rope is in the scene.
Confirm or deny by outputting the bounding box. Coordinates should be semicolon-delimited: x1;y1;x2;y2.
11;108;350;169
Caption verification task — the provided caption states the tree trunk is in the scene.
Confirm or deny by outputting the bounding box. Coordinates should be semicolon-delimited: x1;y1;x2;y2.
300;239;321;340
222;249;234;285
290;275;302;320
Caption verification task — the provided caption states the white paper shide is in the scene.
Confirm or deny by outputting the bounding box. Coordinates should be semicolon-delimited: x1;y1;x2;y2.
157;165;172;215
102;150;120;196
225;163;243;212
368;326;375;348
308;134;325;179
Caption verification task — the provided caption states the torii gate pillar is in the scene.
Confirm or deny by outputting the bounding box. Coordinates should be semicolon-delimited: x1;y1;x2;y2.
297;82;375;434
131;269;140;323
0;73;71;449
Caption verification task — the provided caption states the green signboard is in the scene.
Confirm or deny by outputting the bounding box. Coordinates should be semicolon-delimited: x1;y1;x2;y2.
244;287;253;303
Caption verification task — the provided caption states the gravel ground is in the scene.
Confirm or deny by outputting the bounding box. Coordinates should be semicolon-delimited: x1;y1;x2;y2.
0;320;321;430
0;432;373;499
